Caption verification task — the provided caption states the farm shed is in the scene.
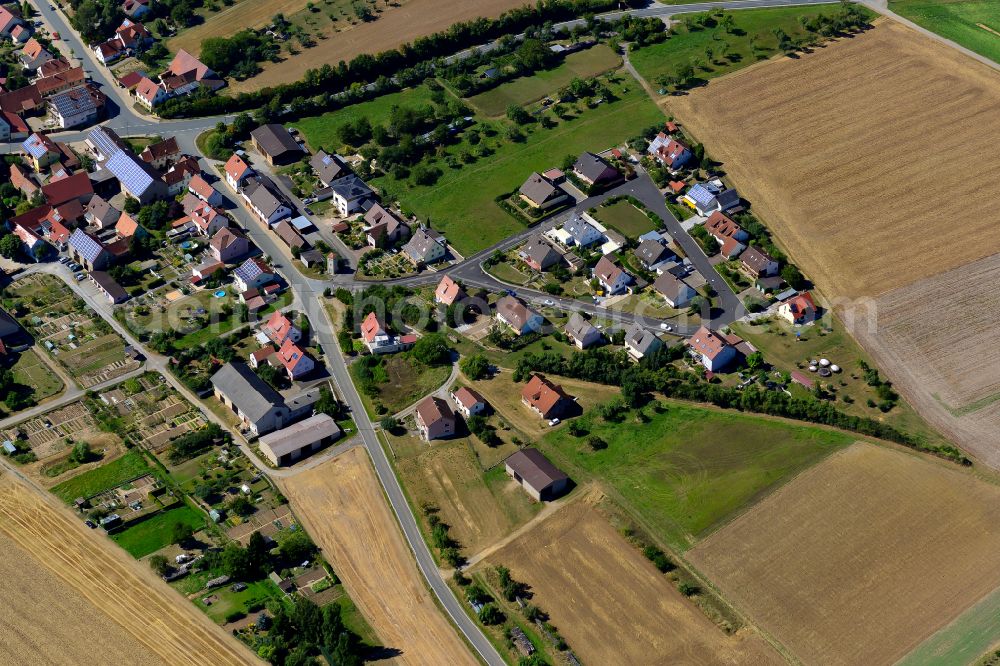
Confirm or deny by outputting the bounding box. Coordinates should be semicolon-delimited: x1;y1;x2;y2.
505;448;569;501
257;413;341;467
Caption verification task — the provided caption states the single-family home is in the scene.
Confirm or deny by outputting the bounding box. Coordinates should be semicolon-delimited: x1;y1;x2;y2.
624;324;662;361
495;295;543;336
140;137;179;170
653;272;695;308
274;219;308;251
450;386;486;418
9;163;38;197
224;153;254;191
518;172;568;210
434;275;465;306
161;49;225;95
192;257;225;282
104;148;167;203
703;211;748;259
573;151;620;188
20;38;52;70
778;292;817;325
359;312;415;355
415;396;456;441
233;256;276;292
505;448;569;501
520;234;561;272
211;361;291;436
402;227;446;266
521;374;573;420
48;85;99;129
242;177;292;226
12;220;45;258
739;246;779;278
0;110;29;142
564;312;602;349
257;413;341;467
21;132;59;171
329;174;373;216
90;270;128;304
134;75;168;109
687;325;737;371
35;67;85;97
8;22;27;43
187;173;223;207
562;214;603;248
634;238;672;270
161;155;199;196
593;255;632;295
276;338;314;379
646;132;691;171
208;227;250;264
262;310;301;346
250;124;303;166
0;6;22;37
68;228;111;271
682;180;740;217
363;202;408;248
310;150;350;187
185;200;229;237
115;211;144;239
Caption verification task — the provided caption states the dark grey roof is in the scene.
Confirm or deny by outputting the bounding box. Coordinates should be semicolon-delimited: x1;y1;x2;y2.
652;273;691;302
518;172;560;205
522;234;561;269
90;270;127;301
211;362;284;422
625;324;661;355
250;124;302;159
403;227;441;261
0;308;20;339
330;174;373;202
244;177;289;219
309;150;349;185
573;151;617;182
564;313;597;342
506;448;567;492
634;238;670;266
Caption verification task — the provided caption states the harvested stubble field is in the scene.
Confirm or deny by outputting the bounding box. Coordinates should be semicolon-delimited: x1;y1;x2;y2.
280;447;476;666
0;472;254;665
482;496;781;665
668;20;1000;300
228;0;531;93
687;443;1000;666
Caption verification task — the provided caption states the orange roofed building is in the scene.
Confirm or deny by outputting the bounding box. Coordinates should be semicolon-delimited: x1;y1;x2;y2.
521;374;574;421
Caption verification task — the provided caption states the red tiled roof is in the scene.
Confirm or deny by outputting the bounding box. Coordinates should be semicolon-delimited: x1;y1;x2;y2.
435;275;464;305
687;325;731;361
361;311;384;343
41;171;92;206
521;374;571;417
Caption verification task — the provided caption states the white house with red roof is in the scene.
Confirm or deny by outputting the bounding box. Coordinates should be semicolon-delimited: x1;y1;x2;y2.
360;311;414;354
778;292;817;325
261;311;302;346
647;132;691;171
686;325;737;372
593;255;633;295
450;386;487;418
703;211;748;259
134;75;167;109
224;153;254;191
188;173;223;207
277;338;314;379
434;275;465;306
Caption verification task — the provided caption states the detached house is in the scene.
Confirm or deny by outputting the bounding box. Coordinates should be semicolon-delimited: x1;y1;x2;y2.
224;153;254;190
261;311;301;346
573;151;620;188
0;6;22;37
739;246;779;278
687;325;737;372
634;238;672;270
518;172;568;210
703;211;748;259
329;174;373;216
140;137;179;170
243;177;292;226
778;292;817;325
647;132;691;171
276;339;314;379
360;311;414;354
653;272;695;308
624;324;662;361
310;150;350;187
434;275;465;306
562;215;603;248
593;256;632;295
234;256;276;292
68;228;110;271
564;312;602;349
210;227;250;263
521;374;573;420
403;227;446;266
495;295;542;336
682;180;740;217
450;387;486;418
520;234;561;271
363;202;407;248
188;173;223;207
415;396;456;441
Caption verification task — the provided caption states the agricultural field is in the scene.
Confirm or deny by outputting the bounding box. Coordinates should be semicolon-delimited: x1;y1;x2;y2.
688;443;1000;666
629;4;876;88
889;0;1000;64
593;200;657;239
480;496;781;664
538;399;853;551
0;473;253;664
667;21;1000;299
848;253;1000;468
227;0;533;92
898;583;1000;666
467;43;622;116
281;447;477;664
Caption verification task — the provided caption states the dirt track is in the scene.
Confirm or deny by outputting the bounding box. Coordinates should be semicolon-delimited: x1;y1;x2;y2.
0;472;255;665
483;496;782;665
229;0;530;92
668;20;1000;300
280;447;476;666
688;443;1000;665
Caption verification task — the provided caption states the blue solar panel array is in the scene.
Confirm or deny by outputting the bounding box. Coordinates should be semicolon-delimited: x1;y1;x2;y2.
68;228;105;263
86;126;124;159
106;150;155;198
21;134;52;159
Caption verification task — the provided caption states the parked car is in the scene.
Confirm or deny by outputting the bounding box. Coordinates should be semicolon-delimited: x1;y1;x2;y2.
74;273;85;281
84;520;96;529
548;418;560;427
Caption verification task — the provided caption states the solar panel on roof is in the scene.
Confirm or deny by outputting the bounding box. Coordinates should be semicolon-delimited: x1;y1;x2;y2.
106;150;154;196
68;228;105;262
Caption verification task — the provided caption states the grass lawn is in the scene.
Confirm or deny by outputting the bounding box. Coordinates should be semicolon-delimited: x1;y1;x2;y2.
538;401;853;551
373;81;664;255
594;200;657;238
468;44;622;116
296;85;438;153
896;581;1000;666
173;292;292;350
51;449;152;502
889;0;1000;64
112;504;207;558
351;354;452;416
11;349;64;403
195;578;285;623
485;261;531;286
630;5;876;87
334;593;381;646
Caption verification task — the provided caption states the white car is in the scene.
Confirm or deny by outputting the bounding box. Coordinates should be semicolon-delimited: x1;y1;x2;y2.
660;323;673;332
548;418;560;427
543;299;554;306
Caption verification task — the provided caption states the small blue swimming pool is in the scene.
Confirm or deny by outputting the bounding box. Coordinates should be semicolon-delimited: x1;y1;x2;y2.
180;241;194;250
214;290;226;298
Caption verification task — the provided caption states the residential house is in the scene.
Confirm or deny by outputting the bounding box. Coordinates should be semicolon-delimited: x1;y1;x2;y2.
573;151;620;187
224;153;254;190
520;234;561;271
122;0;150;19
104;148;167;203
187;200;229;237
564;312;602;349
68;228;110;271
682;180;740;217
624;324;662;361
20;38;51;70
0;6;22;36
90;270;128;303
415;396;456;441
42;171;92;207
276;339;314;379
93;40;124;65
9;163;38;197
37;58;72;78
562;215;603;248
653;272;695;308
233;257;276;292
192;257;224;282
593;255;632;295
309;150;349;187
250;124;303;166
210;362;291;436
495;295;542;336
646;132;691;171
35;67;85;97
687;325;737;371
48;85;99;129
134;75;167;109
114;19;151;49
21;132;59;171
703;211;748;259
140;137;179;170
363;202;407;248
778;292;817;325
450;387;486;418
262;311;301;346
329;174;373;216
0;110;29;141
505;448;569;501
188;173;223;207
115;211;143;239
0;84;42;115
161;49;224;95
739;246;779;278
521;374;573;420
257;414;341;467
12;220;45;258
274;219;307;251
359;311;414;354
242;177;293;226
402;227;446;266
210;227;250;263
434;275;465;306
518;172;568;210
162;155;200;196
9;23;27;43
634;238;672;270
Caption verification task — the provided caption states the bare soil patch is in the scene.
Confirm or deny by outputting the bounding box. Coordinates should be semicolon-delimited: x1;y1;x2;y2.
668;21;1000;299
280;447;476;666
688;443;1000;666
0;472;254;665
229;0;531;92
482;496;782;665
